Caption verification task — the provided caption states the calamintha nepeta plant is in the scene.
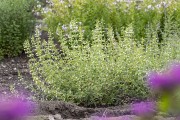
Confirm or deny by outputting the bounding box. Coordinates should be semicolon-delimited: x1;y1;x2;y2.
23;19;180;107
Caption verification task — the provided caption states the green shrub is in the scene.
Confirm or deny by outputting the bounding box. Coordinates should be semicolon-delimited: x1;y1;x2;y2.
23;20;180;107
0;0;35;58
43;0;132;39
42;0;180;42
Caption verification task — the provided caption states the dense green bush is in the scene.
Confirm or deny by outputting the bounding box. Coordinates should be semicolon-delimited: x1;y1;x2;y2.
0;0;35;58
23;19;180;107
43;0;132;39
42;0;180;42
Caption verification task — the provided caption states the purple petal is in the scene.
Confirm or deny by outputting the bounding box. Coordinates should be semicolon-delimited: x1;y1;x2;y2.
147;71;176;91
0;97;35;119
169;63;180;85
131;101;156;117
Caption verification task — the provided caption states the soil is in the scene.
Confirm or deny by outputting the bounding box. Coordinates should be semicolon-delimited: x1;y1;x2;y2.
0;53;32;97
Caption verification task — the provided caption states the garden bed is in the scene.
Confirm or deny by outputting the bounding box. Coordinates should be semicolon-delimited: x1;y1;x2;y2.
31;101;131;118
0;55;132;119
22;101;177;120
0;52;176;120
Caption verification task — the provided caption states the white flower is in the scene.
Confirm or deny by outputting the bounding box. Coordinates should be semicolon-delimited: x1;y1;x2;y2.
46;0;53;4
35;12;40;16
79;22;82;25
68;4;72;7
136;6;141;10
155;4;161;9
42;7;52;14
153;0;158;3
59;0;64;4
35;24;42;29
124;9;128;13
62;25;68;31
174;8;177;11
147;5;154;10
160;2;169;8
74;26;78;31
116;0;122;2
36;30;42;36
69;24;72;29
37;4;41;8
113;2;117;5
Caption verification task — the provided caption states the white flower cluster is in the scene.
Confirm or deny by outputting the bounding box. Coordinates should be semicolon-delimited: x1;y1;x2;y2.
46;0;54;6
56;22;84;37
113;0;132;5
62;22;82;31
35;24;42;36
59;0;64;4
136;1;174;12
155;1;172;9
147;5;154;10
42;7;52;14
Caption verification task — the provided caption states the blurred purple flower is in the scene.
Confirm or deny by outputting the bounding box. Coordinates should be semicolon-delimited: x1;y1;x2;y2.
131;102;156;117
147;72;174;91
148;63;180;91
168;63;180;84
0;97;35;120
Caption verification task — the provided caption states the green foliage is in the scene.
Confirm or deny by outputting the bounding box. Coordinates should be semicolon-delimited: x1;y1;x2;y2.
42;0;180;42
0;0;35;58
24;20;180;107
43;0;132;39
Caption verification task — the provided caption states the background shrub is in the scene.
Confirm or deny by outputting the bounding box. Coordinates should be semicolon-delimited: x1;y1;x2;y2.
24;19;180;107
43;0;132;39
42;0;180;43
0;0;35;58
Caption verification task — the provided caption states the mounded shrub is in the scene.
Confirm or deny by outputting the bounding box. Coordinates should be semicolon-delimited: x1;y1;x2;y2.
23;20;180;107
0;0;35;58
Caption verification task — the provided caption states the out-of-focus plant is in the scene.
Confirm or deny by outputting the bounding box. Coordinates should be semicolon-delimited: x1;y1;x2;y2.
42;0;180;43
131;101;157;120
128;63;180;120
147;63;180;117
0;96;35;120
43;0;133;39
0;0;35;58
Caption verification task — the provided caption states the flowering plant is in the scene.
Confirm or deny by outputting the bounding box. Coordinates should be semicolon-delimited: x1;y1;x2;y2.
147;63;180;115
